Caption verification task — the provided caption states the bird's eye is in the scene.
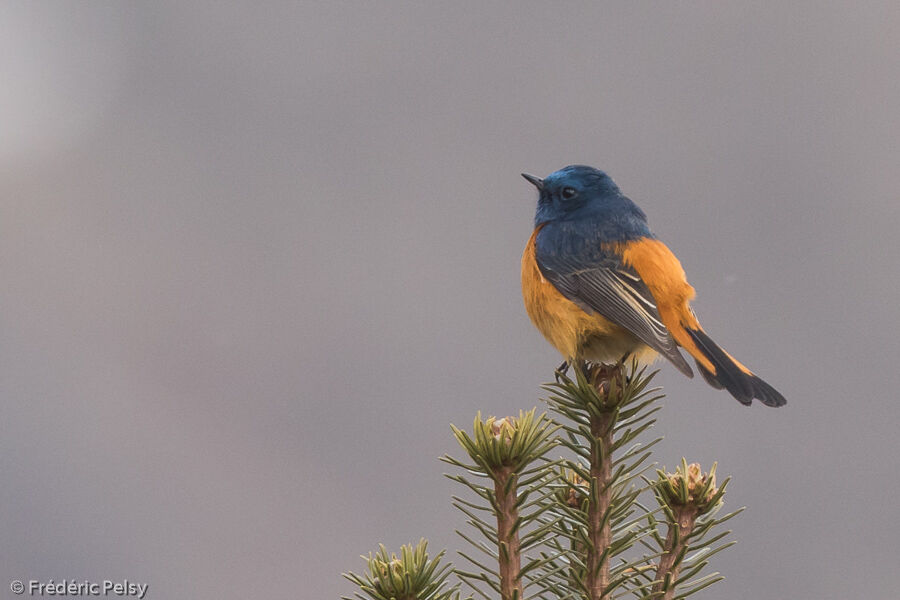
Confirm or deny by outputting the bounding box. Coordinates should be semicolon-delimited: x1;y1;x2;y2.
561;187;578;200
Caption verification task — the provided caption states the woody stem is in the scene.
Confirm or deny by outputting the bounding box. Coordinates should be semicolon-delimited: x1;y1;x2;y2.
652;507;698;600
494;466;522;600
586;410;615;600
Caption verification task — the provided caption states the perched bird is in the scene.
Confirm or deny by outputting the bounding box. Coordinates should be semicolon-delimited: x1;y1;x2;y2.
521;165;785;407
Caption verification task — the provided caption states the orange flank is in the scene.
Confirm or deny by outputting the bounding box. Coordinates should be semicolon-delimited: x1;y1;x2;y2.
605;238;751;377
521;228;657;365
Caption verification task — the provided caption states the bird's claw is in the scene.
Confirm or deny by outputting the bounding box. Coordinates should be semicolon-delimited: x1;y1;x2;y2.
554;360;570;382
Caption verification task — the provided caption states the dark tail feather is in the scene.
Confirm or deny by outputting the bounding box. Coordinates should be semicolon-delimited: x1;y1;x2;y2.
687;328;786;407
696;361;725;390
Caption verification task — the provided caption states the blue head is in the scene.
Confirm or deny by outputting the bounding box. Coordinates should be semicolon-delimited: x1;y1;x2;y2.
523;165;646;230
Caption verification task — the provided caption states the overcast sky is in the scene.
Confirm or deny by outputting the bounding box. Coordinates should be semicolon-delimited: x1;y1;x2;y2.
1;2;898;599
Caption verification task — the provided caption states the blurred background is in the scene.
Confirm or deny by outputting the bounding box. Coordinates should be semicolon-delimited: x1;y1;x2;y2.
1;2;898;598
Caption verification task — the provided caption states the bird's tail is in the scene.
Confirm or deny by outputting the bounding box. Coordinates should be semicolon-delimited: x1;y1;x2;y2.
686;327;786;407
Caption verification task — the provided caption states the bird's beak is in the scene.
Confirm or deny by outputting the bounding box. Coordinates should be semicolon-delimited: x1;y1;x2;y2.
521;173;544;191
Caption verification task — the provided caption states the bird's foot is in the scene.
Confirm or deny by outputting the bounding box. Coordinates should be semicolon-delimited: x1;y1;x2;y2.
617;354;633;383
554;360;570;382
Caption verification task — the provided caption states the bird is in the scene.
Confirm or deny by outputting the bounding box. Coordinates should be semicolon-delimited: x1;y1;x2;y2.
520;165;785;407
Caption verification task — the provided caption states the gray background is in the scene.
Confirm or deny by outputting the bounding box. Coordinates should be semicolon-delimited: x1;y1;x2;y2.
1;2;898;599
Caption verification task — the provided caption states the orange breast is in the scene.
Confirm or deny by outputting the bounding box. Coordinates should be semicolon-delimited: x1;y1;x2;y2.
521;228;651;363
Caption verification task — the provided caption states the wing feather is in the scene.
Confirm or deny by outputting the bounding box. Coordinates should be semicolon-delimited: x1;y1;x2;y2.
537;253;694;377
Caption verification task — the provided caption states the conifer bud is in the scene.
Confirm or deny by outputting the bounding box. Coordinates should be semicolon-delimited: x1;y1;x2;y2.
657;460;724;515
489;416;516;445
449;409;558;475
343;539;461;600
583;361;628;407
556;469;588;509
668;463;717;504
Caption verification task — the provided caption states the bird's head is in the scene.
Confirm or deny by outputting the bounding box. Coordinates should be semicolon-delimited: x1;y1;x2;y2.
523;165;623;226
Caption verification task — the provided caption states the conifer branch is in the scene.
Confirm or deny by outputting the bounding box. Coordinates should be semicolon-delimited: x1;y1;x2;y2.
343;539;464;600
651;461;728;600
345;364;747;600
443;409;559;600
543;360;660;600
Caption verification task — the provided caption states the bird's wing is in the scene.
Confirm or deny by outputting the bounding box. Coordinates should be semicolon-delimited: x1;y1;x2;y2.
536;247;694;377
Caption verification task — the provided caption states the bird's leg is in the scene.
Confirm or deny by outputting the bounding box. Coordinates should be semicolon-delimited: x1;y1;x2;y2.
569;358;592;386
618;354;632;383
554;360;571;383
